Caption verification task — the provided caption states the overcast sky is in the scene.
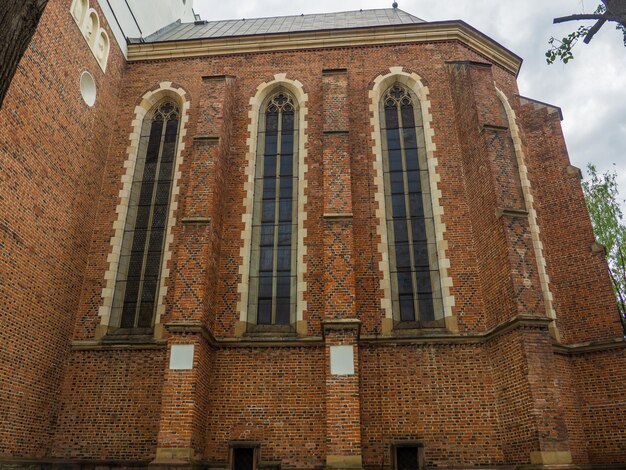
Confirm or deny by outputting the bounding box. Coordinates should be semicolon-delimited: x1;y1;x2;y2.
193;0;626;201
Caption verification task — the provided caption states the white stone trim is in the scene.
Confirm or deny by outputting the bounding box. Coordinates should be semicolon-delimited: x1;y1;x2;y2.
237;74;309;324
98;82;190;331
69;0;110;72
369;67;455;323
496;87;556;322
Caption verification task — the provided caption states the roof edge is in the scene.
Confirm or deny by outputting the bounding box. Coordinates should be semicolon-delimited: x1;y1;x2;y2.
127;20;523;76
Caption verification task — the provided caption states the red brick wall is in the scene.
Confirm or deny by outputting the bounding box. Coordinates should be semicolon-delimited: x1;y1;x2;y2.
76;43;523;340
51;348;165;461
570;349;626;464
204;347;326;467
517;102;623;343
2;15;625;466
0;0;125;457
360;343;503;467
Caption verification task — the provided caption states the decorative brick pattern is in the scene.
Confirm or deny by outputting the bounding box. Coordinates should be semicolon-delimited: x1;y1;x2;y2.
323;222;357;319
2;15;626;468
496;89;557;331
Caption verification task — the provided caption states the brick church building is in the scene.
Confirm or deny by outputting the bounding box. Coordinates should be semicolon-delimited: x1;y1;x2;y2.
1;0;625;468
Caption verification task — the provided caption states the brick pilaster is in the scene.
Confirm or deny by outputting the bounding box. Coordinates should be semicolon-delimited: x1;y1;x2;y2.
322;69;356;321
323;321;362;469
448;61;572;466
321;69;362;468
517;100;624;344
153;76;236;465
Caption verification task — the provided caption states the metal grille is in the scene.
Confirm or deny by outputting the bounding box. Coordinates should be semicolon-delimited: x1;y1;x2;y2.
233;447;255;470
396;446;419;470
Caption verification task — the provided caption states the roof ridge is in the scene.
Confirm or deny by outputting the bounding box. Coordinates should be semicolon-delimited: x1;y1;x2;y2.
143;8;425;43
178;8;422;26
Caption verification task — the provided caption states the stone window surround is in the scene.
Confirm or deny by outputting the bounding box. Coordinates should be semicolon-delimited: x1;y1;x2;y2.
236;74;309;337
70;0;110;72
496;87;558;339
369;67;456;335
96;82;191;340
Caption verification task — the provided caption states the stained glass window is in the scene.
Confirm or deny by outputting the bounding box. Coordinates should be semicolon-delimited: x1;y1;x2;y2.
380;84;443;325
248;90;298;327
110;100;180;332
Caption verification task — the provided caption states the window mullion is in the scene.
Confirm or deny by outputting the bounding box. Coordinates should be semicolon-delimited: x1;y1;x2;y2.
398;104;419;321
134;114;167;328
271;110;283;325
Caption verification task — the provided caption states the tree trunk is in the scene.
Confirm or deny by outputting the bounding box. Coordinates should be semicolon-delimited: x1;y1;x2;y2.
0;0;49;110
603;0;626;25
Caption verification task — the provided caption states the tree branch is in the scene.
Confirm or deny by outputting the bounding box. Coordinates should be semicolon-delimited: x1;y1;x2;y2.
554;14;609;24
584;19;607;43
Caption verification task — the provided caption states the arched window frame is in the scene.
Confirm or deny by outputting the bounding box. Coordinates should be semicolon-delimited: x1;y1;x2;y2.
98;84;190;340
379;83;443;327
369;68;456;334
237;75;309;337
247;89;299;330
108;100;181;333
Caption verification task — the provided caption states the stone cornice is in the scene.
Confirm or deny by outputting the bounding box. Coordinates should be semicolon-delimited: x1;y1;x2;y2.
72;317;625;353
127;21;522;76
552;337;626;355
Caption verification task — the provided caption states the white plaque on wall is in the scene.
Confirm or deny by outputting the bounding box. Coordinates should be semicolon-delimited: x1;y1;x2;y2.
169;344;195;370
330;345;355;375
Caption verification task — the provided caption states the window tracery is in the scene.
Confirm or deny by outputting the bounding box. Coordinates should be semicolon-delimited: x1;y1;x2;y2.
248;90;299;328
110;100;181;332
380;84;443;325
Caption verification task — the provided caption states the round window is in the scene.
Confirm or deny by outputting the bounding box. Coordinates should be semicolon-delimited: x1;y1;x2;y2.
80;71;96;107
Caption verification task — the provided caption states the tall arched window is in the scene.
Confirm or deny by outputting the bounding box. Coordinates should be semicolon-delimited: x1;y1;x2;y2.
381;84;443;326
248;90;298;329
110;100;181;332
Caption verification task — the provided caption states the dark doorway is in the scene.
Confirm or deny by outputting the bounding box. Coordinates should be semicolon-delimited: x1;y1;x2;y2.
232;447;255;470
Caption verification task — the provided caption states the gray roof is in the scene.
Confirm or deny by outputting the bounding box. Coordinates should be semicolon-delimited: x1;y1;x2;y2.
139;8;425;43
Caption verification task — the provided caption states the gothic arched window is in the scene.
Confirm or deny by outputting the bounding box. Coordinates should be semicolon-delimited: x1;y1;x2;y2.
110;100;180;332
248;90;298;328
380;84;443;325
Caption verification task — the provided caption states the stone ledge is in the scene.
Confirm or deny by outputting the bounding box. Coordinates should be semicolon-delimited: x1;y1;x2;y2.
553;337;626;355
181;216;212;225
496;207;529;219
322;212;354;220
322;68;348;75
481;123;510;133
71;339;167;351
322;319;362;337
322;130;349;135
326;454;362;469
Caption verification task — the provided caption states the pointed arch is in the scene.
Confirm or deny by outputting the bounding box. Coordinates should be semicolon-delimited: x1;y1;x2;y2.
369;67;455;333
97;82;191;338
237;74;309;334
495;88;557;336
